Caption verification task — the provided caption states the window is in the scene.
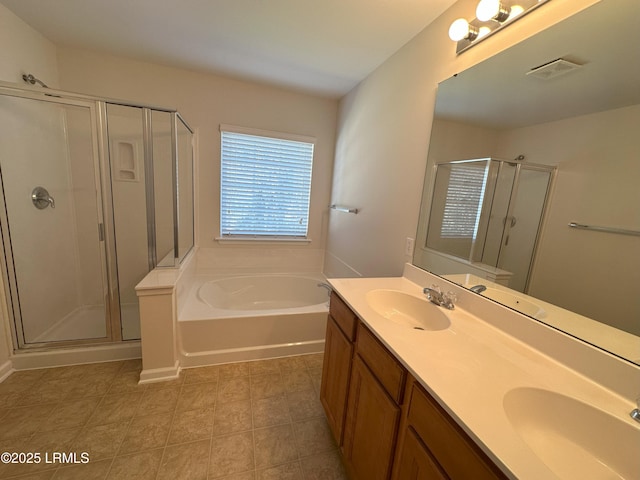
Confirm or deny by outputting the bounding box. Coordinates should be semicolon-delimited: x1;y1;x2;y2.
220;125;315;239
441;162;488;238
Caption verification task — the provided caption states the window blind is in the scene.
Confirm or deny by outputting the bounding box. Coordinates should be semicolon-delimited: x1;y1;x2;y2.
441;163;488;238
220;129;314;237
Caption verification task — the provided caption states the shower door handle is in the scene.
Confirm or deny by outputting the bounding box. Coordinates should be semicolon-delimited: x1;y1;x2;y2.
31;186;55;209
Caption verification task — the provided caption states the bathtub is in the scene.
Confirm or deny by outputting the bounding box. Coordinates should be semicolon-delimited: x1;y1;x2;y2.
177;273;330;367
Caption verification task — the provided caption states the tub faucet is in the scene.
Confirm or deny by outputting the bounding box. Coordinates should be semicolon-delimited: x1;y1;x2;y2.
318;282;332;297
423;285;456;310
470;284;487;294
631;397;640;423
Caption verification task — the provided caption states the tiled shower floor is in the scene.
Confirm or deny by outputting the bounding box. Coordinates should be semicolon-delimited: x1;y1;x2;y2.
0;354;348;479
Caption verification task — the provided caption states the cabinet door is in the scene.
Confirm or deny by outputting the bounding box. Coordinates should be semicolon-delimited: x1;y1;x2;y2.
395;428;448;480
343;355;401;480
320;315;354;444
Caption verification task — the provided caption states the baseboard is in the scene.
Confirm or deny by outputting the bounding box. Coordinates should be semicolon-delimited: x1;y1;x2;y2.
10;342;141;370
139;360;181;384
0;360;13;382
179;339;325;368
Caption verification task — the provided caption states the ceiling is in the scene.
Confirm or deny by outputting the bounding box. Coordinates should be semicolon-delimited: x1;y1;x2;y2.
435;0;640;128
1;0;457;98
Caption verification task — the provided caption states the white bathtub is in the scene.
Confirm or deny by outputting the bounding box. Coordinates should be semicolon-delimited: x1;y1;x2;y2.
177;273;330;366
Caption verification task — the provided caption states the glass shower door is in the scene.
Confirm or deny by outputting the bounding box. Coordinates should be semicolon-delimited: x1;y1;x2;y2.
0;93;110;346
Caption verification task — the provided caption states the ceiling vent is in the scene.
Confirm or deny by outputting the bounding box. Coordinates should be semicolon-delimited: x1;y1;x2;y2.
527;58;583;80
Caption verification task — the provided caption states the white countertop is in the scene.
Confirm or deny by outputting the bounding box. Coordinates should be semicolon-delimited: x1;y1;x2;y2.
328;268;640;480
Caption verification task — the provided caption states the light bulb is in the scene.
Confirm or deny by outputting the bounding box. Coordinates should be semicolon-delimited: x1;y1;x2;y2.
476;0;511;22
508;5;524;19
478;26;492;38
449;19;477;41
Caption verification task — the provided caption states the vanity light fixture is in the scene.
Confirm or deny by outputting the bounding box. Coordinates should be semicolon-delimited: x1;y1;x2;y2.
449;0;551;54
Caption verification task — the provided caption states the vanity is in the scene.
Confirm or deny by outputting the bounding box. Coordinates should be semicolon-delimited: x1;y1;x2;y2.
320;265;640;480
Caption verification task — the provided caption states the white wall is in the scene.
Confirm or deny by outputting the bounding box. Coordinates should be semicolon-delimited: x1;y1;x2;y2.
495;104;640;335
325;0;598;278
0;4;61;360
0;3;58;87
56;47;338;257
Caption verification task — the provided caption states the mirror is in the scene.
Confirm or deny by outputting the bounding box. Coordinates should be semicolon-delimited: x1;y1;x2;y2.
414;0;640;365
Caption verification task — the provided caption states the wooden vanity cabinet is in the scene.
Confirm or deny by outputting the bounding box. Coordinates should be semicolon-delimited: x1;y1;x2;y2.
393;378;508;480
342;323;407;480
321;292;508;480
320;292;357;444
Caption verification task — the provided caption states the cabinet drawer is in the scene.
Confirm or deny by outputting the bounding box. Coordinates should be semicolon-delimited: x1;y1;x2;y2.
329;291;357;341
356;323;406;403
407;382;507;480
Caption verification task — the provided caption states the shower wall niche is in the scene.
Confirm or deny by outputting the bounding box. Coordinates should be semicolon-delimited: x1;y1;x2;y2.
0;83;194;349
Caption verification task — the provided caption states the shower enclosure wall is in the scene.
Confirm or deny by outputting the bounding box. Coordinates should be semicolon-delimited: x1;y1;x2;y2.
425;158;555;292
0;82;194;351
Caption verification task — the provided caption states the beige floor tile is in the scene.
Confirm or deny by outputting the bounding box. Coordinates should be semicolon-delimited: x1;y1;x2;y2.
64;377;115;400
286;389;324;422
9;470;57;480
106;448;163;480
88;392;143;426
249;359;281;376
302;354;324;370
252;394;291;428
308;368;322;394
0;428;80;477
293;417;336;457
74;362;123;379
282;369;314;394
71;421;130;461
0;436;33;478
212;399;253;437
136;387;180;416
217;377;251;404
175;381;217;412
145;375;184;391
118;413;172;454
274;356;308;373
0;404;56;440
0;391;21;409
156;439;210;480
167;406;214;445
209;431;254;478
182;365;220;384
253;424;298;469
15;378;80;406
216;472;255;480
256;461;303;480
119;359;142;373
300;450;348;480
39;397;101;432
52;458;112;480
250;374;285;400
107;371;147;395
0;369;46;389
218;362;251;381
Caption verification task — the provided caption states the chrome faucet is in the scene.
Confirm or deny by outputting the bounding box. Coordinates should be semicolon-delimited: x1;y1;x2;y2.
631;397;640;423
423;285;456;310
470;284;487;294
317;282;332;297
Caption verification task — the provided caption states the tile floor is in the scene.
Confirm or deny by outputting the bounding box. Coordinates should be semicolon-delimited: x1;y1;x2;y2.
0;353;348;480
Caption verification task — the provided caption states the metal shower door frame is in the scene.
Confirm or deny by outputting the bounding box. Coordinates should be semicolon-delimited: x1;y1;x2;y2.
0;85;121;349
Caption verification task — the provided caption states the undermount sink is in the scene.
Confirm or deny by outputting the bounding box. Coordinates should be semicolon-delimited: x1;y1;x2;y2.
503;387;640;479
365;289;450;331
481;288;547;319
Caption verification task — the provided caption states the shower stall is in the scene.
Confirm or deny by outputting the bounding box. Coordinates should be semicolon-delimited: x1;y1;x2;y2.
425;158;555;292
0;81;194;351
